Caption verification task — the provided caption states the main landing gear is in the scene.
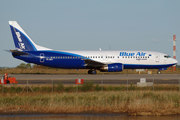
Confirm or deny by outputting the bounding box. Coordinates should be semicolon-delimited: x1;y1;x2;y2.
88;69;97;74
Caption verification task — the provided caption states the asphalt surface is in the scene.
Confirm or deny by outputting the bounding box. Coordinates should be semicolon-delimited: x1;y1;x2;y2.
1;74;180;85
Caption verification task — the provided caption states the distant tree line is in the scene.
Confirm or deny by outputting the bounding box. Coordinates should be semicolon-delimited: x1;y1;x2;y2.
16;63;54;69
177;65;180;68
16;63;32;68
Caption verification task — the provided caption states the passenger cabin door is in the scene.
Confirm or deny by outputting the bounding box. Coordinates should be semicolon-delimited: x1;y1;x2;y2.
155;54;160;62
40;53;45;63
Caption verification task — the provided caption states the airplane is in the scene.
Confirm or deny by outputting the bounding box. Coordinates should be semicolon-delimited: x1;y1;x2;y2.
8;21;178;74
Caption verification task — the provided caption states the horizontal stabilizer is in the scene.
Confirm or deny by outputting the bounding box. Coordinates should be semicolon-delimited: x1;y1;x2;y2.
10;50;29;56
4;50;11;53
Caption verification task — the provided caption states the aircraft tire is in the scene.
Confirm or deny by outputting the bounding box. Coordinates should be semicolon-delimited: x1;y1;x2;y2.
88;70;92;74
92;70;97;74
157;71;161;74
88;70;97;74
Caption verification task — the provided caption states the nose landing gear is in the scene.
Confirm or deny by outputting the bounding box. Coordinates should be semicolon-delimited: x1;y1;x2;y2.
157;70;161;74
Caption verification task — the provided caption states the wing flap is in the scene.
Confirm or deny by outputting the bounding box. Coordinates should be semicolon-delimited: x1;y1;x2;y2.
84;59;106;68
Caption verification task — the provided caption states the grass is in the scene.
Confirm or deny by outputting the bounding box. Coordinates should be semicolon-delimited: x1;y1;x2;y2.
1;82;180;116
0;83;180;93
0;91;180;116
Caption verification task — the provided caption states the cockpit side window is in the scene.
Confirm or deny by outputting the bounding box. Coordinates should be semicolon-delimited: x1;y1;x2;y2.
164;55;171;58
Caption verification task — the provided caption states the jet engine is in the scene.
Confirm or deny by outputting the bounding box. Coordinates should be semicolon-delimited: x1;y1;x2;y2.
100;63;123;72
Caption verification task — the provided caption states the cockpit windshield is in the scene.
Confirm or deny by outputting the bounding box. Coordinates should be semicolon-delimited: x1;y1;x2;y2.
164;55;171;58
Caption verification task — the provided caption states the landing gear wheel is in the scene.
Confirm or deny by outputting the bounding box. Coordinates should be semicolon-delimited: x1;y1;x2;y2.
88;70;97;74
157;71;161;74
88;70;92;74
92;70;97;74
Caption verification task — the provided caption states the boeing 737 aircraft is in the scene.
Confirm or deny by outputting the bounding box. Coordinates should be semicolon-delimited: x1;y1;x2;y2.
9;21;178;74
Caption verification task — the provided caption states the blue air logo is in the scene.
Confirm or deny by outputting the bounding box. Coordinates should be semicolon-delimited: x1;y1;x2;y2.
120;52;146;56
16;32;25;50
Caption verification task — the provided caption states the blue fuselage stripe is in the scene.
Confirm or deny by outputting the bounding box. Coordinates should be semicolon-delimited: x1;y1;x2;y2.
13;51;86;69
123;64;174;69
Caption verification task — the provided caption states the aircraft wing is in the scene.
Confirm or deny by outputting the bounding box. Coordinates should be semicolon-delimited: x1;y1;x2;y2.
84;59;106;68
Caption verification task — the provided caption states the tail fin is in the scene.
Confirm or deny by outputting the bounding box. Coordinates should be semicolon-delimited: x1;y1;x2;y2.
9;21;51;51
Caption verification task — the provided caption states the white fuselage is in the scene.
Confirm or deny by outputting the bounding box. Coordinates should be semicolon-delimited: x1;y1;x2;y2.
58;50;177;67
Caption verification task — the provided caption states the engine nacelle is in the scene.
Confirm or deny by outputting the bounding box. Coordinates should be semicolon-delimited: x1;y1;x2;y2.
100;63;123;72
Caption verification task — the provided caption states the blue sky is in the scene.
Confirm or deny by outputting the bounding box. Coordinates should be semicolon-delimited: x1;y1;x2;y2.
0;0;180;67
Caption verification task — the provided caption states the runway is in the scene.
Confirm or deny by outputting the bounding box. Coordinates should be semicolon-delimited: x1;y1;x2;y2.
2;74;180;85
